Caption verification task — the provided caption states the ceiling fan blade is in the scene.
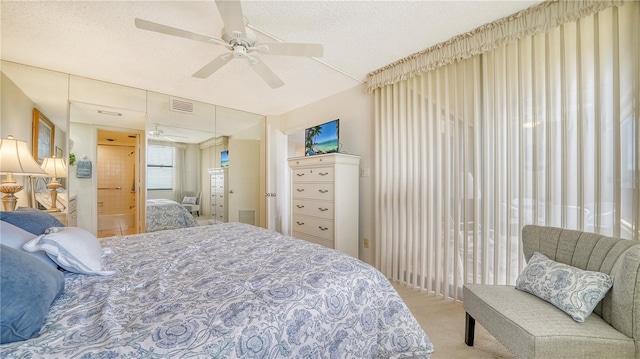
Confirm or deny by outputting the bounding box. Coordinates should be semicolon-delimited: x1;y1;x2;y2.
215;0;246;37
192;54;234;78
250;58;285;89
256;43;324;58
135;18;228;47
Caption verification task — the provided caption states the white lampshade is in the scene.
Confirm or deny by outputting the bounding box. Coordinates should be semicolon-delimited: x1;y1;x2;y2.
41;157;68;178
0;136;48;176
0;136;48;211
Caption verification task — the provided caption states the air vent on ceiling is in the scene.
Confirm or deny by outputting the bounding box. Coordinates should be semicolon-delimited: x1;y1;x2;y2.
170;97;194;114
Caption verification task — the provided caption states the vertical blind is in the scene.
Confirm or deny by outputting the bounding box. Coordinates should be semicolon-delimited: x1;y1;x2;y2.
147;145;175;190
374;2;639;299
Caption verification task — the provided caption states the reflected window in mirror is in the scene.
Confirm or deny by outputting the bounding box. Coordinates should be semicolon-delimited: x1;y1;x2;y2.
147;145;174;191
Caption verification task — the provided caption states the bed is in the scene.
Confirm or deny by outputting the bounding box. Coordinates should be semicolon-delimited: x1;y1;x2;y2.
0;219;434;358
146;198;199;232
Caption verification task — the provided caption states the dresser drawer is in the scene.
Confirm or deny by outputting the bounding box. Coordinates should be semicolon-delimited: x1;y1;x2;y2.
292;215;333;241
292;183;334;200
292;199;333;220
289;155;337;167
291;167;334;182
293;231;334;250
213;184;225;191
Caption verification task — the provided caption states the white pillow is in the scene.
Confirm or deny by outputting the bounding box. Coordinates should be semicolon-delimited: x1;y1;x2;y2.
23;227;115;276
182;196;197;205
515;251;613;322
0;221;58;268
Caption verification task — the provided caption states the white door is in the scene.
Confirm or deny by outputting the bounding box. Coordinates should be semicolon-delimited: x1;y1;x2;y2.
228;139;260;224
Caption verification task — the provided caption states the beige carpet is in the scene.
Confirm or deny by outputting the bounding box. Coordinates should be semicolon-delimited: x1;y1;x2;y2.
393;282;516;359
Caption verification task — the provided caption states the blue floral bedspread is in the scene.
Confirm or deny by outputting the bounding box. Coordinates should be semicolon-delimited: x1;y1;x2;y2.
146;199;199;232
0;223;434;358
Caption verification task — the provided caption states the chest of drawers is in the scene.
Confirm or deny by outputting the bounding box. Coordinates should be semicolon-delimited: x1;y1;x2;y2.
209;168;228;224
288;153;360;257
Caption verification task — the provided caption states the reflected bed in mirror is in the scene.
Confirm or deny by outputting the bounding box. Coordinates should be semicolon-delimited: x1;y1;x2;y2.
28;176;70;226
146;198;198;232
30;177;68;211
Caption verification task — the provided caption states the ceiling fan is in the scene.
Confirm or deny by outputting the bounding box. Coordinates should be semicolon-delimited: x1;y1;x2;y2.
135;0;323;88
148;124;188;142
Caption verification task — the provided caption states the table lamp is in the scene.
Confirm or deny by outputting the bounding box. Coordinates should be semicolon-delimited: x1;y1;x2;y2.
40;156;68;210
0;135;48;211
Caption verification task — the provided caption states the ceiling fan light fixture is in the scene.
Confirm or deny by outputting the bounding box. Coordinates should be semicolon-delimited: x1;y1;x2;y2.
232;46;248;58
135;0;323;88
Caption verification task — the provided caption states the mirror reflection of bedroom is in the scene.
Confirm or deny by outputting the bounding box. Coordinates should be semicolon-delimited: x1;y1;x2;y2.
145;103;265;230
1;62;70;222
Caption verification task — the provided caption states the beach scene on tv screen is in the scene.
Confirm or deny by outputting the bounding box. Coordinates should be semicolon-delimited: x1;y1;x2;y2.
221;150;229;167
305;120;339;156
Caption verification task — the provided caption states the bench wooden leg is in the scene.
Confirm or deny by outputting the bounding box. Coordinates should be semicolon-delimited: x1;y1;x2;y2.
465;312;475;346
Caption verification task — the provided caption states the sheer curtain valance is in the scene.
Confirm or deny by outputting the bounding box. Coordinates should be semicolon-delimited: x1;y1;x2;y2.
367;0;623;92
373;1;639;299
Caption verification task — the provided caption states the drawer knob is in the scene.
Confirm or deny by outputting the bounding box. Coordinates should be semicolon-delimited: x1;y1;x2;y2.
296;173;305;177
297;189;305;192
318;208;328;211
296;221;305;225
318;226;328;231
296;205;305;208
319;172;329;176
319;189;328;193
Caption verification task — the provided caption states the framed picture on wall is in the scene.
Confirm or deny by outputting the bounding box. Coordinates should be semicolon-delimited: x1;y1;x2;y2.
32;108;55;163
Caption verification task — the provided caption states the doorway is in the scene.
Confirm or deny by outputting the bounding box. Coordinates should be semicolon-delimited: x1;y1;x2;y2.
96;130;139;237
228;139;261;224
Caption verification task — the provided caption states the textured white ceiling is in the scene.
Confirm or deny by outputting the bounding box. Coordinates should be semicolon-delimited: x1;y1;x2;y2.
1;0;541;118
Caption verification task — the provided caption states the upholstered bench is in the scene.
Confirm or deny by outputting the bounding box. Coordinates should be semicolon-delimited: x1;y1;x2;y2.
464;225;640;359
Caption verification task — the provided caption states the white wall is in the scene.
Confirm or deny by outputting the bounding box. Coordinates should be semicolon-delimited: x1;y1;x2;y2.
69;122;98;234
272;83;375;265
184;143;200;193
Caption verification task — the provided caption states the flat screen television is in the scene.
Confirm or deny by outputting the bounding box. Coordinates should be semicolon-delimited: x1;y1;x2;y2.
305;119;339;156
221;150;229;167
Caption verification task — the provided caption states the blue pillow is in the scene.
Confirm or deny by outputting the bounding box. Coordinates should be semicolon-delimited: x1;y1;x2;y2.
0;208;64;235
0;244;65;343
